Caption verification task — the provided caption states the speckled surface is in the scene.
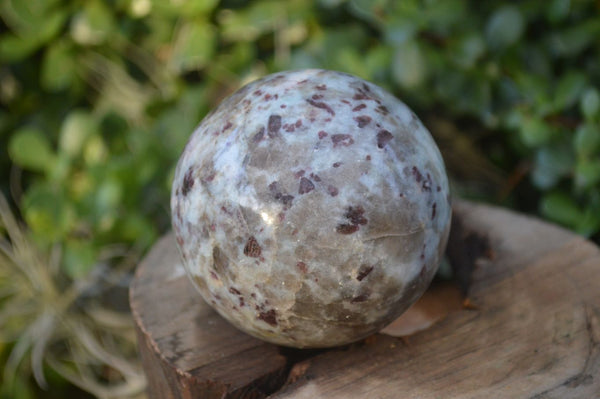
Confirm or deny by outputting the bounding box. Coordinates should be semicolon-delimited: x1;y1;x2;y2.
171;69;451;348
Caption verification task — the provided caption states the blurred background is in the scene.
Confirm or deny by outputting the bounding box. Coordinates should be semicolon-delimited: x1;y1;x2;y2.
1;0;599;397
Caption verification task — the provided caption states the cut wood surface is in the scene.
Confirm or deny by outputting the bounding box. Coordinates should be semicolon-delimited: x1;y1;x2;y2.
130;201;600;398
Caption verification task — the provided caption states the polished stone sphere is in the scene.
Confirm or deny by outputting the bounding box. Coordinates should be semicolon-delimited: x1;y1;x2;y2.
171;69;451;348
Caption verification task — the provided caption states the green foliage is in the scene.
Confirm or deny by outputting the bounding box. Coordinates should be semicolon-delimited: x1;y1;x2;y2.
8;128;56;172
1;0;600;395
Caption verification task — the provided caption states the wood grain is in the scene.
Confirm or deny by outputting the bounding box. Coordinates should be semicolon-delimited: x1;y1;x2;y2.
130;201;600;398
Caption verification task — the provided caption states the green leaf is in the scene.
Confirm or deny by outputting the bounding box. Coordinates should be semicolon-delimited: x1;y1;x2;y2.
540;191;583;229
95;178;123;214
553;71;586;110
59;110;98;158
36;9;68;44
209;41;255;77
0;0;62;34
0;373;35;399
531;145;574;189
319;0;347;7
392;40;426;88
575;158;600;190
183;0;220;15
170;22;216;72
349;0;389;23
0;34;41;62
22;183;74;242
8;127;55;172
0;8;68;61
41;40;77;91
578;203;600;237
83;134;108;165
574;123;600;157
546;0;570;23
118;212;157;248
335;47;369;79
154;84;210;159
580;88;600;120
48;153;71;182
70;0;115;45
62;240;97;278
317;25;370;70
128;0;152;17
513;72;554;115
485;5;525;50
453;33;485;69
546;20;600;57
519;115;553;147
519;44;551;77
365;44;393;81
422;0;467;33
219;1;283;42
383;18;417;46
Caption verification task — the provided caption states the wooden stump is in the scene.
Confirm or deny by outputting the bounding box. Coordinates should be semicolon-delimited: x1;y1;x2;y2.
130;201;600;398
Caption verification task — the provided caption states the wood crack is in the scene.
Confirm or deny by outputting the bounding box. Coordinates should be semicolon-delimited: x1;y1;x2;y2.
529;304;600;398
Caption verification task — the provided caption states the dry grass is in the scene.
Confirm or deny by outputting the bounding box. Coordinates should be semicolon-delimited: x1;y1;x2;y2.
0;194;146;399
